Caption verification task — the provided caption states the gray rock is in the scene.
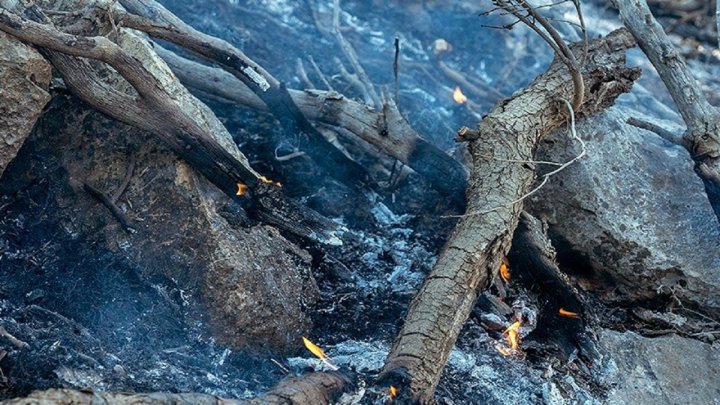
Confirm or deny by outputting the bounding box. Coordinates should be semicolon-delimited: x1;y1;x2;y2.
0;31;52;178
600;330;720;405
531;106;720;315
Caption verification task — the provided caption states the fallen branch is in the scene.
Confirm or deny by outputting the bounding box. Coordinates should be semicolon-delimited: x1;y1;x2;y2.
1;372;349;405
156;47;468;208
614;0;720;221
377;28;639;402
115;0;369;189
0;4;341;244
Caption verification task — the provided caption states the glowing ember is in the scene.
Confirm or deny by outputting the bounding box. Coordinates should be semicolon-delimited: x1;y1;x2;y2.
452;86;467;104
559;308;581;319
259;175;282;187
302;337;338;370
499;257;511;283
389;385;399;399
236;182;248;196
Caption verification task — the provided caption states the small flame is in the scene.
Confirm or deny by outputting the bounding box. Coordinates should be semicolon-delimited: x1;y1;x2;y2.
499;257;511;283
302;337;338;370
452;86;467;104
389;385;399;399
505;320;521;350
495;318;522;356
236;182;248;196
259;175;282;187
559;308;581;319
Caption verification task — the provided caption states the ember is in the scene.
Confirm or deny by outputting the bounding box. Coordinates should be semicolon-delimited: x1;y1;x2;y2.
452;86;467;104
559;308;581;319
500;257;511;283
259;175;282;187
389;385;399;400
495;318;522;356
236;182;248;196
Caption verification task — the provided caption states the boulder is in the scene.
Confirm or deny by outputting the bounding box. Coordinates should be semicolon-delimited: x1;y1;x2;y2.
0;31;52;178
531;106;720;315
599;330;720;404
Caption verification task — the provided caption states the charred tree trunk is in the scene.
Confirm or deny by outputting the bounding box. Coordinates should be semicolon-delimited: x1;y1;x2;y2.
614;0;720;221
378;29;639;403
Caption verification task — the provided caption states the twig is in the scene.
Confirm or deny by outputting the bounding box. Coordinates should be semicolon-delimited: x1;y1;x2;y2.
295;58;315;89
626;117;685;147
331;0;381;107
111;155;136;204
0;326;29;349
83;182;135;233
309;55;333;91
393;37;400;105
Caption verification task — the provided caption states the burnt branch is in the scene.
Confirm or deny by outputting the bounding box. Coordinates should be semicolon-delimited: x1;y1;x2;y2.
115;0;369;189
0;5;341;244
614;0;720;221
1;372;349;405
156;47;468;208
378;28;639;403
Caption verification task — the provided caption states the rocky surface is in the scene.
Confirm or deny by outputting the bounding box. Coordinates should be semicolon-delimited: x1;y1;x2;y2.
0;31;52;178
531;105;720;315
599;330;720;404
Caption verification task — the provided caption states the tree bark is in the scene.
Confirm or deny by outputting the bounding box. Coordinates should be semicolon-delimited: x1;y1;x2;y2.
614;0;720;221
378;28;639;403
155;47;468;208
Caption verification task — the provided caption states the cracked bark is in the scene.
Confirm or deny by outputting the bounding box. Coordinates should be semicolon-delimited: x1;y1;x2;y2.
377;28;639;403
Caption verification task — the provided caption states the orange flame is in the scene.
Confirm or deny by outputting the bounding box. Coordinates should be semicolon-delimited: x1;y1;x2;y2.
236;182;248;196
499;257;510;283
389;385;399;399
302;337;338;370
259;175;282;187
452;86;467;104
505;320;521;350
559;308;581;319
495;318;522;356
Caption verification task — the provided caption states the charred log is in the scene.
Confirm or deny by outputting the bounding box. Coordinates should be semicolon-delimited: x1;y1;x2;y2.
0;372;349;405
377;28;639;403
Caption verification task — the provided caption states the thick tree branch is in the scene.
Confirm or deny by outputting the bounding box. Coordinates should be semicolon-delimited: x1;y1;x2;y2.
378;29;639;403
1;372;349;405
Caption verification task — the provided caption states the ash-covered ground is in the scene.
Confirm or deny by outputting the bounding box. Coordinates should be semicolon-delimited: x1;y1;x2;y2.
2;0;720;404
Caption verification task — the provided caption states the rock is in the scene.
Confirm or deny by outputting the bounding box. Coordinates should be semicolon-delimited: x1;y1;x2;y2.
599;330;720;404
0;31;52;178
531;106;720;315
